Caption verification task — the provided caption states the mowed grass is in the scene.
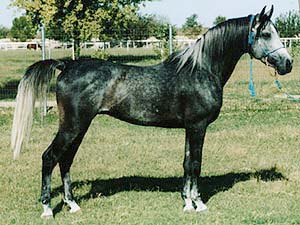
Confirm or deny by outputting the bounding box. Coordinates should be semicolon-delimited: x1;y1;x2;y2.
0;48;158;87
0;49;300;224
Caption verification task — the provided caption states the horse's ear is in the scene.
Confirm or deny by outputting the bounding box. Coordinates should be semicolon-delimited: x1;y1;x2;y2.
259;6;267;21
254;5;273;33
258;5;273;23
265;5;274;20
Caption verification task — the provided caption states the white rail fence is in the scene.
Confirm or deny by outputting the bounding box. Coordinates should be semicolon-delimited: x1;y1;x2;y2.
281;37;300;48
0;37;299;52
0;37;299;108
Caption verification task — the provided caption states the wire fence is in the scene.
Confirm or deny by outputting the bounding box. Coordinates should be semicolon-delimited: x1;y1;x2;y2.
0;31;300;106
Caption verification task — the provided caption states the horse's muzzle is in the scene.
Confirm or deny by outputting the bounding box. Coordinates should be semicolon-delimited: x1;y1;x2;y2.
285;58;293;73
268;56;293;76
277;58;293;75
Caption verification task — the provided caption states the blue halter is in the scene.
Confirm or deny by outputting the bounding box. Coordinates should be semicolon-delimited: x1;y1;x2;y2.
248;15;284;58
248;15;256;48
248;15;256;97
247;15;284;97
261;46;285;58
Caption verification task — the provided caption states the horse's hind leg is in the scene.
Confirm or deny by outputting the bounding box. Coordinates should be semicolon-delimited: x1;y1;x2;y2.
41;131;67;218
58;128;89;213
40;116;93;218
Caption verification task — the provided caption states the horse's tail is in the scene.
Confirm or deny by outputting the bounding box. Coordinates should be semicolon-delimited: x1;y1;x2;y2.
11;59;65;159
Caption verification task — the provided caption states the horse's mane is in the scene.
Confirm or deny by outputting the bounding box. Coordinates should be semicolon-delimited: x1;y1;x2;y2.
167;15;251;73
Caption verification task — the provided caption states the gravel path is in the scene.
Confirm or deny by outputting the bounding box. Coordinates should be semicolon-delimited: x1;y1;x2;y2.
0;101;56;108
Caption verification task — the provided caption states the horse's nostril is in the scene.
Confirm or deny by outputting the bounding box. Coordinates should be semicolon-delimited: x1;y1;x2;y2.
286;59;293;71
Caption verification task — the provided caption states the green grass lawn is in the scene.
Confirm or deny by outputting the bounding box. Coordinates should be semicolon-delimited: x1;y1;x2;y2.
0;49;300;224
0;48;158;88
0;48;160;100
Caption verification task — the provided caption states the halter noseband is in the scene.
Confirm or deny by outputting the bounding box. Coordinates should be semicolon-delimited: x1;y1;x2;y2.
248;15;284;60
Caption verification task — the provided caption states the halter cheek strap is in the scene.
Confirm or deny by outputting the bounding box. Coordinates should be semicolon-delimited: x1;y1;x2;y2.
247;15;285;98
248;15;256;51
248;15;284;59
248;15;256;97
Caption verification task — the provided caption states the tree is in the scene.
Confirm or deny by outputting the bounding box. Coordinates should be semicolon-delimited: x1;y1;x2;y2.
213;15;226;26
12;0;153;59
182;14;202;38
125;14;175;40
275;10;300;37
10;16;36;41
0;26;10;39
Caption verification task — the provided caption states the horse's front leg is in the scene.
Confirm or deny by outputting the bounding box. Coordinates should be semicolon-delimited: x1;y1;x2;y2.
182;123;208;212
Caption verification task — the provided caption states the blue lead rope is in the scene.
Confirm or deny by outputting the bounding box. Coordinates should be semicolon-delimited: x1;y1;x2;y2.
274;79;282;90
249;57;256;97
248;15;256;97
274;78;299;100
247;15;290;99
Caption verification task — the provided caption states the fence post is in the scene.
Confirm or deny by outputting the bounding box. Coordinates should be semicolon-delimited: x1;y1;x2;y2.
41;24;47;118
41;24;46;60
72;40;75;60
169;24;173;55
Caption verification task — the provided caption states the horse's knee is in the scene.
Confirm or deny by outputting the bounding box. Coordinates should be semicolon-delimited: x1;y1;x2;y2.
183;158;191;174
183;159;200;173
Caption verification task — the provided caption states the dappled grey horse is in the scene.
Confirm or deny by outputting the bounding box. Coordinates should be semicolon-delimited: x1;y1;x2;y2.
11;6;292;218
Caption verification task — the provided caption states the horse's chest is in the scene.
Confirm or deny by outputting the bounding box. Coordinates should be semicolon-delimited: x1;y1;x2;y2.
183;86;222;121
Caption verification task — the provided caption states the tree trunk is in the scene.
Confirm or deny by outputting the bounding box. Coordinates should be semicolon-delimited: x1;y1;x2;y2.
73;23;81;60
74;38;81;60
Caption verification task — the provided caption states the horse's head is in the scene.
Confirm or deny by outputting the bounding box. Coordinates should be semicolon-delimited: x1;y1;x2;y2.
248;6;293;75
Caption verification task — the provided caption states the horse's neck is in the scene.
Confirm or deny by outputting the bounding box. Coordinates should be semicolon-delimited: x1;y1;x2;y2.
219;45;246;85
203;18;249;85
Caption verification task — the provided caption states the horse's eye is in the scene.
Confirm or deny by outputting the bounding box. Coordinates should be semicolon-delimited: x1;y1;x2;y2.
261;32;271;39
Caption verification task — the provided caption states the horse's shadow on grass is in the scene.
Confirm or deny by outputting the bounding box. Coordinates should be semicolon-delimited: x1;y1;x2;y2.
52;167;286;215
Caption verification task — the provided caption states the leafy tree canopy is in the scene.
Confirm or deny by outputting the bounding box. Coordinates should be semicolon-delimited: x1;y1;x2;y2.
11;0;153;58
10;15;36;41
125;14;175;40
213;15;226;26
275;10;300;37
0;26;10;39
182;14;202;38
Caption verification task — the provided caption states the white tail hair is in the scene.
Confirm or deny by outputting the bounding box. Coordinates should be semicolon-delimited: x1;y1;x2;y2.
11;79;35;159
11;59;64;159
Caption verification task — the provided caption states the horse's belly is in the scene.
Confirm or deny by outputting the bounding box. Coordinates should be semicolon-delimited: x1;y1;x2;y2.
106;107;184;128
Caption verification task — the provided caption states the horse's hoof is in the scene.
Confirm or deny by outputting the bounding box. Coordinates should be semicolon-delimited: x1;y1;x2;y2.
69;206;81;214
41;205;53;219
66;200;81;213
196;206;208;213
40;212;54;219
195;201;208;213
183;205;195;213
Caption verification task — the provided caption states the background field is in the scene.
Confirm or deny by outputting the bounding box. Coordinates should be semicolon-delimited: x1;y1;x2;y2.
0;48;300;224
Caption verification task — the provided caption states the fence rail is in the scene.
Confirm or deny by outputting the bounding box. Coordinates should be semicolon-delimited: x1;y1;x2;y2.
0;41;41;50
1;37;299;51
0;36;299;108
0;39;192;51
281;37;300;48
